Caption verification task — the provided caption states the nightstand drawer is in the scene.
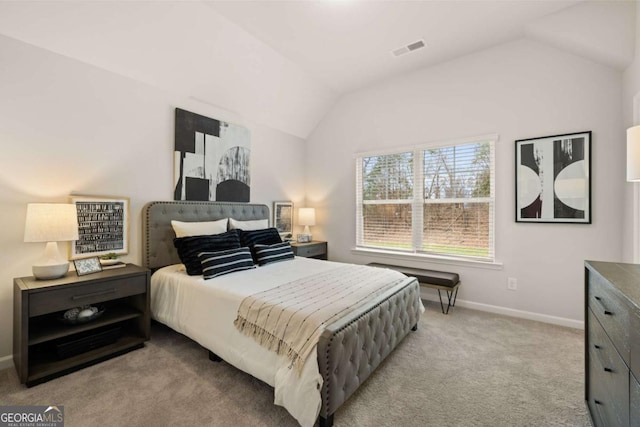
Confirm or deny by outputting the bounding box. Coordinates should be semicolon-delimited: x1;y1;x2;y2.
29;276;146;317
294;242;327;258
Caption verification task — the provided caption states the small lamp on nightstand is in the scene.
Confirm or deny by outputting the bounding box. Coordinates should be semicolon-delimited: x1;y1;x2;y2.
297;207;316;242
24;203;79;280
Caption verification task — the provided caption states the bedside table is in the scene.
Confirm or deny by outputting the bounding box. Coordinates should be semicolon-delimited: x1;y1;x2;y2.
13;264;150;386
291;241;328;260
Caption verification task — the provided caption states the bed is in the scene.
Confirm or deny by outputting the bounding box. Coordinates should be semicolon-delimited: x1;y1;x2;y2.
142;201;423;426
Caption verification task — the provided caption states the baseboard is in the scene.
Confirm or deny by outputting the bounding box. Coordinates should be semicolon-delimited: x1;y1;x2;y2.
0;354;13;371
421;294;584;330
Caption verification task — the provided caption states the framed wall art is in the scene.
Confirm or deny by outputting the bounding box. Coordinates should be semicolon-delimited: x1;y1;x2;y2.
273;201;293;238
515;131;591;224
70;195;129;259
174;108;251;203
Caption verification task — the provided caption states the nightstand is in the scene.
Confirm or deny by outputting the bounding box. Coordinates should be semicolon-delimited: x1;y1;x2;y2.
13;264;150;386
291;241;328;260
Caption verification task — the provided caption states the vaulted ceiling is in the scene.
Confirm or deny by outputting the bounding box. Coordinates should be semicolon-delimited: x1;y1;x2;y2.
0;1;635;139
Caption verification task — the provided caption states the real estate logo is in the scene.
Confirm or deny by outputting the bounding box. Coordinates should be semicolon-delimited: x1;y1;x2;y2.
0;405;64;427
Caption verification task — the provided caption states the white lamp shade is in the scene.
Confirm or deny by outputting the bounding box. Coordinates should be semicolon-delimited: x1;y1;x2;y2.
627;125;640;181
24;203;79;242
298;208;316;226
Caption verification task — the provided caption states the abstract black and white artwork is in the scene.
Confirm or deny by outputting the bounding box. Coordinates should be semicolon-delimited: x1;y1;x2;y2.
174;108;251;202
516;131;591;223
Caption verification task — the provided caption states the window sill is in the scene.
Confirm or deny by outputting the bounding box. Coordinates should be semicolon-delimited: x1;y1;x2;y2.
351;247;503;270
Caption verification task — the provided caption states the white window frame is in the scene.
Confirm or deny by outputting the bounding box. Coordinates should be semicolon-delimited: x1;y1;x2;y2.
355;134;497;263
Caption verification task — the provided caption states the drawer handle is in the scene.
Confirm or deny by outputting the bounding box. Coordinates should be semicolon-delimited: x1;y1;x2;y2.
593;344;613;373
71;288;116;300
594;399;603;405
594;296;612;315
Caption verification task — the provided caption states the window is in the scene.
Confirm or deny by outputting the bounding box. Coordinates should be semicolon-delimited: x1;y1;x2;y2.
356;136;495;261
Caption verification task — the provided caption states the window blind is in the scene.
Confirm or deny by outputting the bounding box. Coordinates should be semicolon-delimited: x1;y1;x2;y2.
356;137;495;261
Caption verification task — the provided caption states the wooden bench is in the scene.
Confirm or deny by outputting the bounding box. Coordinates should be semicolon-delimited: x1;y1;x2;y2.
368;263;460;314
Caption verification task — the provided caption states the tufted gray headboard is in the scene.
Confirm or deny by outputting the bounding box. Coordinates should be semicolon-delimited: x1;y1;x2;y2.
142;201;270;271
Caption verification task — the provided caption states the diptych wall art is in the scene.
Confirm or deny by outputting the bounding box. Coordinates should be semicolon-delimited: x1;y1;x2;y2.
174;108;251;202
515;131;591;223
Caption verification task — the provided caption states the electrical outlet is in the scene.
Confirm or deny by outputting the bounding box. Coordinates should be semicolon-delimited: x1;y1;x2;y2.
507;277;517;291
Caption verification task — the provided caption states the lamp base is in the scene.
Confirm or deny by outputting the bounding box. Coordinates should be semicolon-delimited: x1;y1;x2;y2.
33;262;69;280
32;242;70;280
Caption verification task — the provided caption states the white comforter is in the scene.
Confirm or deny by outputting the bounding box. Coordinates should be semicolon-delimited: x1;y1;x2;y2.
150;257;412;426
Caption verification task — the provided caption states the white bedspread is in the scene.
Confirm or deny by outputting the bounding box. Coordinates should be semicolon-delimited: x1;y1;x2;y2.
150;257;412;426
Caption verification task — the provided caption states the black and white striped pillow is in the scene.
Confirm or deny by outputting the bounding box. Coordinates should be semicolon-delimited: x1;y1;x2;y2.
237;227;283;262
173;229;241;276
198;247;255;279
253;242;295;266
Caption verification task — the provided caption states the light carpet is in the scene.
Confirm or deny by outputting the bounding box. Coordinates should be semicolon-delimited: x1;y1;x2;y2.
0;301;591;426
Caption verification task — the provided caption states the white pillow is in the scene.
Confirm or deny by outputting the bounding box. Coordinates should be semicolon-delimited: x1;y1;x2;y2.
171;218;228;238
228;218;269;231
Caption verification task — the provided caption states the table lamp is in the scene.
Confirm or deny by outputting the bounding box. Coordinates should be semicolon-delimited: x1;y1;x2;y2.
627;125;640;181
298;208;316;242
24;203;79;280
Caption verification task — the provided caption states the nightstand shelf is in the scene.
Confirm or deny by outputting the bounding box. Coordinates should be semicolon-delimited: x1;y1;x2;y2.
28;334;145;384
291;241;328;260
14;264;150;387
29;305;143;345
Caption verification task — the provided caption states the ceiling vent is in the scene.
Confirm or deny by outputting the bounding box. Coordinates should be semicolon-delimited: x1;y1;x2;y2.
391;39;426;57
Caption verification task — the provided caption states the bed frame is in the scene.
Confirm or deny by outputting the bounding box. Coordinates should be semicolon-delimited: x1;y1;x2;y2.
142;201;422;427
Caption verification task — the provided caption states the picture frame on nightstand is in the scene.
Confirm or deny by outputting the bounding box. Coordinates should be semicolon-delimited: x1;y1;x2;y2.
73;256;103;276
296;234;311;243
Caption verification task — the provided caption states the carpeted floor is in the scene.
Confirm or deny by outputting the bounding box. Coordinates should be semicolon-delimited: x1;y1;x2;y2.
0;301;591;426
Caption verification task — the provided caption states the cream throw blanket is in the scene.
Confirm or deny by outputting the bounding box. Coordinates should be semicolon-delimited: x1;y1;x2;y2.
233;264;409;374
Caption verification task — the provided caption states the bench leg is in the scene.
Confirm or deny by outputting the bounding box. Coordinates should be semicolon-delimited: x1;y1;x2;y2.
437;288;459;315
437;290;447;314
209;351;222;362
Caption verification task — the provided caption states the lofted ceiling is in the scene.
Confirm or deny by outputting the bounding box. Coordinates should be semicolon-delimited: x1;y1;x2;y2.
0;1;635;139
207;0;585;94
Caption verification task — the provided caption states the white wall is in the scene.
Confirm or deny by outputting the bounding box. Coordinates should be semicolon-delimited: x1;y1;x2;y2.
306;38;624;326
622;5;640;263
0;35;306;365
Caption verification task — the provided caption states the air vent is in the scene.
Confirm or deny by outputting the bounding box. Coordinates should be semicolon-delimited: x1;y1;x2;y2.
391;39;426;57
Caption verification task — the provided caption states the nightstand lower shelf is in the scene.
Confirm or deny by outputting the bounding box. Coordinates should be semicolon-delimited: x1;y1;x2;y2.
27;334;145;386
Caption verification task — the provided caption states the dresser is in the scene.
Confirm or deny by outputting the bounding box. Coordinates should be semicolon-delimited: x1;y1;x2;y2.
585;261;640;426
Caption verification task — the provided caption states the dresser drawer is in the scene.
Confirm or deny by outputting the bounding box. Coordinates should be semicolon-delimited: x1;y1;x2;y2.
588;354;612;427
29;276;147;317
631;372;640;427
588;308;629;426
588;271;632;364
631;311;640;380
294;242;327;258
